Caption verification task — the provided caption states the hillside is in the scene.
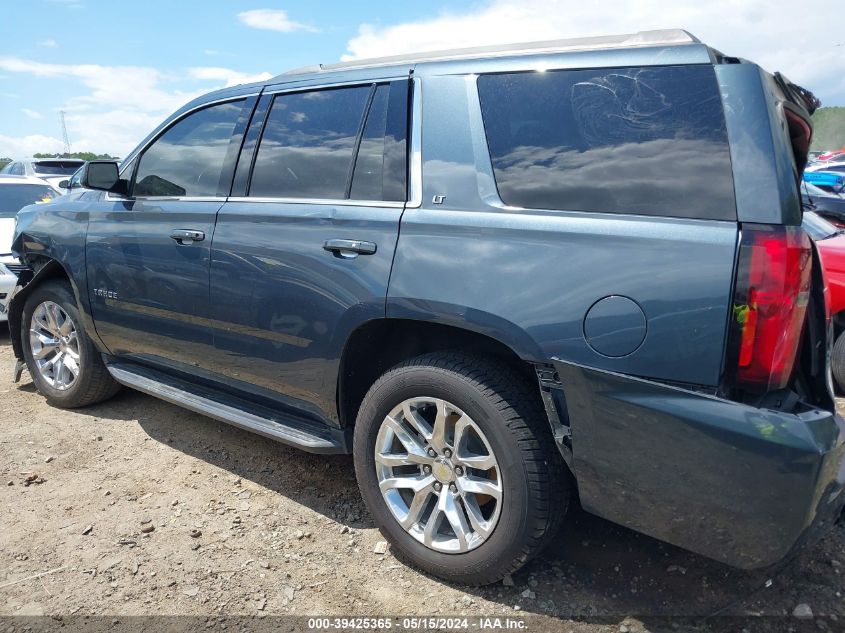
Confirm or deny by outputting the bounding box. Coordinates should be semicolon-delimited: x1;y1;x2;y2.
812;107;845;152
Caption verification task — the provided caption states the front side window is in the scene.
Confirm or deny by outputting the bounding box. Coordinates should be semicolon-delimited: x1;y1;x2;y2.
134;100;244;197
69;168;83;189
249;86;372;199
477;65;736;220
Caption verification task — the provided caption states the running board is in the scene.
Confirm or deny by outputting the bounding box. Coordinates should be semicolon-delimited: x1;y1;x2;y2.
106;362;348;454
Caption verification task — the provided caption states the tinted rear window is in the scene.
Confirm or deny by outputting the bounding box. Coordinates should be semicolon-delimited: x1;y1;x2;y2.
32;161;84;175
477;65;736;220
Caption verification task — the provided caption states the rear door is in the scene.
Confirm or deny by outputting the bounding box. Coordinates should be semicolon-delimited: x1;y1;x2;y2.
207;79;409;419
86;97;254;370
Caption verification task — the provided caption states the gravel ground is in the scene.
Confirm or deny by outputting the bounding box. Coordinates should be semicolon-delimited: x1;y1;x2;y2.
1;322;845;632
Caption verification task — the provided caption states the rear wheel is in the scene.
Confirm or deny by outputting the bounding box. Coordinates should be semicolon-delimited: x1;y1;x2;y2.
833;331;845;394
21;281;119;408
353;352;568;585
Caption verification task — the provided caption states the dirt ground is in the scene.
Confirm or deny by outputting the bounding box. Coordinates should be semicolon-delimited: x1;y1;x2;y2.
2;323;845;633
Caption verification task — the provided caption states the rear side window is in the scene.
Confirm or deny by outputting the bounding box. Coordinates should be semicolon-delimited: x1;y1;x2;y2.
134;100;244;197
477;65;736;220
250;86;372;199
249;81;408;201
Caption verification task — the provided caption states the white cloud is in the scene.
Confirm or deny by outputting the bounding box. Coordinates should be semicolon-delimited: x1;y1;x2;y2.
38;39;58;48
237;8;315;33
0;58;272;156
0;134;63;157
188;67;273;87
22;108;44;120
343;0;845;105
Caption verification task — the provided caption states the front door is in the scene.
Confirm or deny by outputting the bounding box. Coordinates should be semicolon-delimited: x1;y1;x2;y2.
86;97;252;370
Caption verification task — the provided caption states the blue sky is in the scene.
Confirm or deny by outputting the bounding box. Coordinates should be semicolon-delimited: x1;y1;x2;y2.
1;0;843;156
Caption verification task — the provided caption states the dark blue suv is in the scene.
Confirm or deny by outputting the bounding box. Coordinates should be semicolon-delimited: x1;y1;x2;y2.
6;30;844;585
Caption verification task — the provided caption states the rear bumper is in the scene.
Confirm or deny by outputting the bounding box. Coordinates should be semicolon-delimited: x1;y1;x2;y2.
552;360;845;569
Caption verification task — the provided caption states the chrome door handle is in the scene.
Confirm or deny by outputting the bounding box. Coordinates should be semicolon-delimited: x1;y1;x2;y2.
323;239;377;258
170;229;205;245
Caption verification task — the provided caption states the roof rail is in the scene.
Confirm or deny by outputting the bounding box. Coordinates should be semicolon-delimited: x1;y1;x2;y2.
278;29;699;78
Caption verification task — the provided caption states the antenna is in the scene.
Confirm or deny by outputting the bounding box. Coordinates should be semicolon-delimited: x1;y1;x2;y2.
59;110;71;156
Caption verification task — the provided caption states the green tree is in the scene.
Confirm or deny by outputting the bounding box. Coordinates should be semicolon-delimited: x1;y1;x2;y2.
811;107;845;152
0;157;10;170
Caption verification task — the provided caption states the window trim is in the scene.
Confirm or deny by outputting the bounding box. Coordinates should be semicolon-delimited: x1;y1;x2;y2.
106;76;422;207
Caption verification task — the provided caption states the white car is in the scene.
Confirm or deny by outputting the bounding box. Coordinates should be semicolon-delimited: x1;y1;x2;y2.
0;175;62;322
0;157;86;191
807;161;845;175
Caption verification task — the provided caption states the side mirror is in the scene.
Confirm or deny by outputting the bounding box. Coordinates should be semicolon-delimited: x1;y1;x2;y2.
81;161;120;192
58;179;70;189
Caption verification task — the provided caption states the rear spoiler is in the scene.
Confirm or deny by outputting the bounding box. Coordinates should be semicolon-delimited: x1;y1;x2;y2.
773;73;820;174
775;72;821;116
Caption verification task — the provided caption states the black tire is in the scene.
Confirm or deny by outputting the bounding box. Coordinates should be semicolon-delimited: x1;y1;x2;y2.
353;352;569;585
833;332;845;394
21;280;120;408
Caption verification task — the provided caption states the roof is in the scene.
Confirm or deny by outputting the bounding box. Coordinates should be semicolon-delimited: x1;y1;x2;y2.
278;29;700;77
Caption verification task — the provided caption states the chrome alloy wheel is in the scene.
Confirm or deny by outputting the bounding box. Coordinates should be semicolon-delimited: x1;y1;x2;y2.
375;397;503;553
29;301;80;391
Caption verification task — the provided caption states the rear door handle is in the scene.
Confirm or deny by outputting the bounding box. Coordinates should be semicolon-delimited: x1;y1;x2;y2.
170;229;205;245
323;239;377;258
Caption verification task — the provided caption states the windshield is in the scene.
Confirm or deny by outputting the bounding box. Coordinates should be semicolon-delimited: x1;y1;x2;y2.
803;211;839;240
31;161;84;176
0;184;60;218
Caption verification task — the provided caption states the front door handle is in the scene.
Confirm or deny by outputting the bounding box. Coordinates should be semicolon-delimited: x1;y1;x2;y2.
323;239;377;258
170;229;205;245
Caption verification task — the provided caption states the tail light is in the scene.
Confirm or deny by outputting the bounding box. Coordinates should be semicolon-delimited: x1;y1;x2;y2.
729;224;812;392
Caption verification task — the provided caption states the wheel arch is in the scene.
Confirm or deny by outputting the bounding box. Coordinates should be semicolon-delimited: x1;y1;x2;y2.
337;318;541;428
7;258;98;361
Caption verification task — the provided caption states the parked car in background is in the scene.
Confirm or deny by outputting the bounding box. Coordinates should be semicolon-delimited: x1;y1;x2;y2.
807;161;845;175
804;170;845;194
802;182;845;226
818;150;845;162
6;30;843;584
0;157;86;191
803;211;845;391
0;175;61;321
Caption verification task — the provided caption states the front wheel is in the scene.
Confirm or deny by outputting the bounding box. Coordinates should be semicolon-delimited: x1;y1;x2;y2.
353;353;569;585
21;280;120;408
